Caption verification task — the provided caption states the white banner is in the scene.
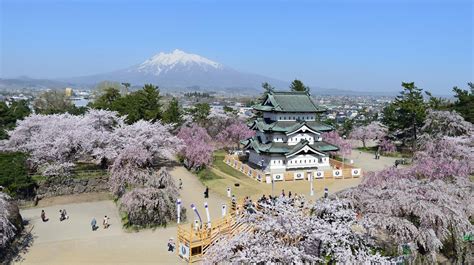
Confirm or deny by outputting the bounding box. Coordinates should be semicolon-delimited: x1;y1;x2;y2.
293;172;304;180
333;169;342;178
179;243;190;260
351;168;361;176
265;175;272;184
273;174;283;181
315;170;324;179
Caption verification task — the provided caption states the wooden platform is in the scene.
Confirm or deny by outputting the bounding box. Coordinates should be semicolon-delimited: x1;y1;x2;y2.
177;202;251;263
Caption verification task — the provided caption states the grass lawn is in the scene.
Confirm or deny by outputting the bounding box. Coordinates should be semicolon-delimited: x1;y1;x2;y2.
212;150;249;179
197;167;222;181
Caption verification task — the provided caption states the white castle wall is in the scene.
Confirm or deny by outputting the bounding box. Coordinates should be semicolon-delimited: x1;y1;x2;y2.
263;112;317;121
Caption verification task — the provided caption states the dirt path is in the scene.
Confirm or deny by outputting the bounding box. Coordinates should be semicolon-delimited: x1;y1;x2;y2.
346;150;401;172
15;166;226;265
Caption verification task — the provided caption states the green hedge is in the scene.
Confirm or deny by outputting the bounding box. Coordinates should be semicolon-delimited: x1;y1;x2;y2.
0;152;36;198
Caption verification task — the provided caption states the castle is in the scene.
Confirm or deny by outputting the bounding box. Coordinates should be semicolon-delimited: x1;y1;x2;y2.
242;90;339;181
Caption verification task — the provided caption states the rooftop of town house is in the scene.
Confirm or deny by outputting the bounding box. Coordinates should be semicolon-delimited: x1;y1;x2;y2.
253;90;327;113
242;138;339;155
249;118;334;134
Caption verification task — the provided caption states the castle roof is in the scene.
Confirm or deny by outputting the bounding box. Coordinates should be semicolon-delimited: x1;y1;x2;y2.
253;91;326;113
242;137;339;156
250;119;334;134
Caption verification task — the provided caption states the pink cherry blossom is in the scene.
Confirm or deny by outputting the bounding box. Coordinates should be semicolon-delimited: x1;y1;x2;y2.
177;123;214;170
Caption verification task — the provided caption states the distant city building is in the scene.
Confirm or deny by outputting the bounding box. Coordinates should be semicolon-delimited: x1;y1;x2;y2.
65;87;73;97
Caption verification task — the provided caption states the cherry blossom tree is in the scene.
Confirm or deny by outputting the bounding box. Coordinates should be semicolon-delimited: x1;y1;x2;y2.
119;169;186;227
0;192;23;253
378;138;396;154
177;123;214;170
338;133;474;263
421;110;473;140
216;120;254;150
1;110;181;177
321;131;352;156
205;197;388;264
410;136;473;180
339;172;473;263
1;113;92;175
350;122;387;148
204;116;234;138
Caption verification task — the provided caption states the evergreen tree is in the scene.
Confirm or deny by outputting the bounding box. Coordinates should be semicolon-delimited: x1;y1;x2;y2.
134;84;162;122
89;87;121;110
89;84;162;124
0;100;31;139
451;82;474;123
121;82;131;95
190;103;210;125
162;97;183;125
382;82;426;151
258;82;274;103
289;79;309;92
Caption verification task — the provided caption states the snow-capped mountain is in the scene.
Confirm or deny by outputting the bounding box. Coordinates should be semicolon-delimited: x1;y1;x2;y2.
136;49;222;75
65;49;287;92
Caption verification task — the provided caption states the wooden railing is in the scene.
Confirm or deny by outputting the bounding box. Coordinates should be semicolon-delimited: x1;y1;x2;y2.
177;199;253;263
223;154;362;182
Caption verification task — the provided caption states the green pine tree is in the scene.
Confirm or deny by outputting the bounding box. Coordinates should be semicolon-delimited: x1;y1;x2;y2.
290;79;309;92
162;97;183;125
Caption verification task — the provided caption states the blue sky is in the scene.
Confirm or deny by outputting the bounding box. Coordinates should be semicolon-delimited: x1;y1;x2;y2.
1;0;472;94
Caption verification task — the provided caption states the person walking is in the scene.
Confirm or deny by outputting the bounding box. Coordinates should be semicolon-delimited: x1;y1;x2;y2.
178;178;183;190
91;217;97;231
204;186;209;198
167;238;175;252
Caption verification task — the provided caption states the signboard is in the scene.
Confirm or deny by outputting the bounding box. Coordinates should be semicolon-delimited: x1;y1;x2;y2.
179;243;190;260
352;168;361;177
273;174;283;181
293;172;304;180
315;170;324;179
333;169;342;178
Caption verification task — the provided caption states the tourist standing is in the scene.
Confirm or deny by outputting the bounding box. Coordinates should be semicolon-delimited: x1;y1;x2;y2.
103;215;110;229
59;210;65;221
41;210;48;222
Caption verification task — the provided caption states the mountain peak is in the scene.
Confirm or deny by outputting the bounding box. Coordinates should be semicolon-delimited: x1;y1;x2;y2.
136;49;222;76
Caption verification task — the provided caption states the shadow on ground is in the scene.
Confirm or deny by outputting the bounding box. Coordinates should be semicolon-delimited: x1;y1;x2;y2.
1;220;36;264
